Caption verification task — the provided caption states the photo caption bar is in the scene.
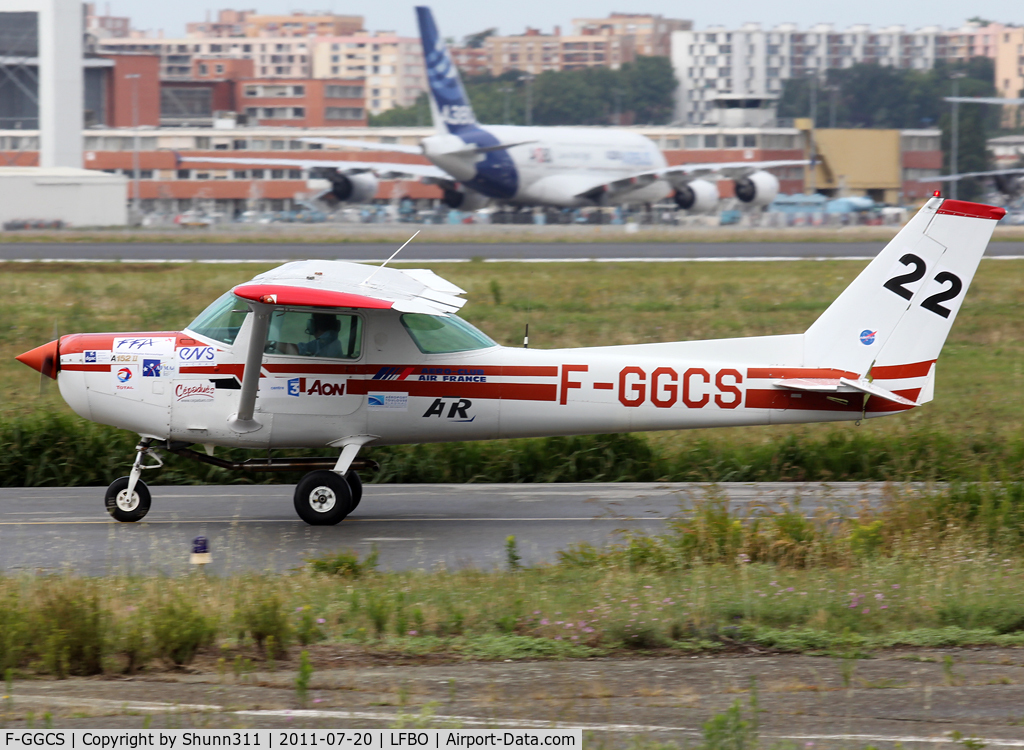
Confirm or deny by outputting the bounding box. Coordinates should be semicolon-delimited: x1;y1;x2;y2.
1;731;582;750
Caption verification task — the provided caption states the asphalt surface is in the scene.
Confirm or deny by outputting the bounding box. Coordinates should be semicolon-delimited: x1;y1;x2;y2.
3;240;1023;262
0;482;906;575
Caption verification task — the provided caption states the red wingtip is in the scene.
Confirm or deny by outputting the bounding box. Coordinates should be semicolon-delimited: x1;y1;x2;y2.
16;339;59;379
936;199;1007;221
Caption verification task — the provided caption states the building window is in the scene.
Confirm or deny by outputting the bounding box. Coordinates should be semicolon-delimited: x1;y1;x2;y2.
292;85;305;96
233;139;247;150
724;135;738;148
326;84;364;98
271;169;285;179
271;140;286;149
233;170;248;179
325;106;364;120
742;134;756;147
251;169;264;178
292;107;305;118
288;169;302;179
704;134;718;148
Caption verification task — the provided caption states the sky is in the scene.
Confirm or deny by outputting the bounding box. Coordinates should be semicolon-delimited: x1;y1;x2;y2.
104;0;1022;40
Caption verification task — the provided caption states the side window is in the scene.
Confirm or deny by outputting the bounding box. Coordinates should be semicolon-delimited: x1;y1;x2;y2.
266;311;362;359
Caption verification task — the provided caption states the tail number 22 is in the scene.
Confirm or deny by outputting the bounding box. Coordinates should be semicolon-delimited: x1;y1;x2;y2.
883;253;963;319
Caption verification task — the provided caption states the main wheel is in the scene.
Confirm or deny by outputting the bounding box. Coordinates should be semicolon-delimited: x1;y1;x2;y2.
105;476;152;523
294;470;353;525
345;470;363;510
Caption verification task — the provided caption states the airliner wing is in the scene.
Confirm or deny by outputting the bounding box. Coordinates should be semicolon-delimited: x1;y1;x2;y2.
176;155;449;180
925;168;1024;182
302;137;425;155
573;159;811;200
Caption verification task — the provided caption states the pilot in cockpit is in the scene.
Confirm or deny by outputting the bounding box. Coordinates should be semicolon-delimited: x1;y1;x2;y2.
274;313;343;358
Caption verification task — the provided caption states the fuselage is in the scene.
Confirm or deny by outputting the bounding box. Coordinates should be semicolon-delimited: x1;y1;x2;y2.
54;309;919;452
422;125;672;208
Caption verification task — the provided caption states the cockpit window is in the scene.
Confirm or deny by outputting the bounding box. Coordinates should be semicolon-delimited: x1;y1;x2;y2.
187;292;248;345
265;310;362;359
400;313;497;354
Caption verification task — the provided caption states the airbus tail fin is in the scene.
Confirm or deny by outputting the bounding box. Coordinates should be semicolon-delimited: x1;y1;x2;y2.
803;196;1004;399
416;6;478;133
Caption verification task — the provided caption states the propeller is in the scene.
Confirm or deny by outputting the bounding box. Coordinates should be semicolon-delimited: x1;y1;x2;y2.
39;323;60;395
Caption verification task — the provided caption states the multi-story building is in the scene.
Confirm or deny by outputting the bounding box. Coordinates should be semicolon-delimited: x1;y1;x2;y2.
485;27;636;76
993;26;1024;128
85;3;131;39
239;79;366;127
450;46;489;77
311;34;426;114
97;37;315;79
186;11;365;39
571;13;691;57
671;22;1018;125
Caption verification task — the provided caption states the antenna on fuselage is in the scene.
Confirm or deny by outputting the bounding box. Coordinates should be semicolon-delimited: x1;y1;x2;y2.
361;230;420;286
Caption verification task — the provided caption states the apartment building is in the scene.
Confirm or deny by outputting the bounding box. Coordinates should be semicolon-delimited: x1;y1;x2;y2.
571;13;691;57
671;22;1011;125
97;36;315;79
311;34;426;113
485;27;636;75
450;46;489;77
186;11;364;39
993;26;1024;127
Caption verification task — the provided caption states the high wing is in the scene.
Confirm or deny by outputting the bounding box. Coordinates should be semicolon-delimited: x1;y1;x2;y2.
236;260;467;316
575;159;811;200
176;155;449;181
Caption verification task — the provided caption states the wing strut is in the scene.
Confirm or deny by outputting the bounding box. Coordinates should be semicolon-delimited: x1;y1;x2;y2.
228;303;271;433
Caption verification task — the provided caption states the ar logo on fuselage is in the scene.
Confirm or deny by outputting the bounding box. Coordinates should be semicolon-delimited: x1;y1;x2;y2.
422;398;474;422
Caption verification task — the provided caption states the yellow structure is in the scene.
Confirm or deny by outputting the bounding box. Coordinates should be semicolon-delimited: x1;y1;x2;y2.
994;25;1024;128
799;125;903;204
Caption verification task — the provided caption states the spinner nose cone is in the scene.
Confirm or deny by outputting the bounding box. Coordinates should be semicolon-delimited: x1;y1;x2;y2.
16;339;59;379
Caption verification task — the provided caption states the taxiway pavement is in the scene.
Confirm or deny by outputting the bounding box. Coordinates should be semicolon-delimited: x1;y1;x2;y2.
0;482;912;575
2;241;1023;262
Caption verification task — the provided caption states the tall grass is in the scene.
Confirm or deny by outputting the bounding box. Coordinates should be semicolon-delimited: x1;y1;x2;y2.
5;411;1024;486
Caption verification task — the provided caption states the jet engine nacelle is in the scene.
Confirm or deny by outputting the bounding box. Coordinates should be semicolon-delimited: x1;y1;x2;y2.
994;173;1023;197
329;172;379;203
734;170;779;206
673;179;719;212
442;187;489;211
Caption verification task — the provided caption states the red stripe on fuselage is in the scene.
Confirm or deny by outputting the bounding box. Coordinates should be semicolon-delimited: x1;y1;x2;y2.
870;360;935;379
747;367;860;380
346;379;557;402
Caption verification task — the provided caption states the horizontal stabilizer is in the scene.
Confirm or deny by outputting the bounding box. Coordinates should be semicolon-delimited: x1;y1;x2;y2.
771;377;917;407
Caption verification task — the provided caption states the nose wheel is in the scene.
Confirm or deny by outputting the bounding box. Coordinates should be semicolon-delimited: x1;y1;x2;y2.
105;476;152;522
294;470;355;525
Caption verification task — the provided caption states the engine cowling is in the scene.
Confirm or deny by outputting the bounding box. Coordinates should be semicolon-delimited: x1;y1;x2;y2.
673;179;718;212
734;170;779;206
442;187;489;211
329;172;379;203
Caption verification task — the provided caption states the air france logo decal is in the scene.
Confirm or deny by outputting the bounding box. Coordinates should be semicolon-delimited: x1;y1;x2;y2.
859;329;877;345
372;366;414;381
116;367;132;382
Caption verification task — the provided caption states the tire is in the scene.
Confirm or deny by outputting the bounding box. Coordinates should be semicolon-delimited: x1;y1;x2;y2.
294;470;353;525
105;476;152;523
345;470;363;510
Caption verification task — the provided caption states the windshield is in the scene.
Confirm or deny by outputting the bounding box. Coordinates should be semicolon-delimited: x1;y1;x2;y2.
400;313;497;354
187;292;249;345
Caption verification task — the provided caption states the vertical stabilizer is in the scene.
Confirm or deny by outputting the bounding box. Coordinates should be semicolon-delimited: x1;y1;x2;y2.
416;6;478;133
803;197;1004;400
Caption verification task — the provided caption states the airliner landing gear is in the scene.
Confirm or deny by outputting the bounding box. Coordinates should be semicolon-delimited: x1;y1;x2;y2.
106;439;162;522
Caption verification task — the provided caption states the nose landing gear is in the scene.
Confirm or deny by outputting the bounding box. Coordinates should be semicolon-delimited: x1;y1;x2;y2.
105;438;162;522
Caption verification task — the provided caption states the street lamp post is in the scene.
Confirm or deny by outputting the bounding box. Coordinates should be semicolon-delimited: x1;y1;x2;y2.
949;72;966;201
125;73;141;217
519;73;534;126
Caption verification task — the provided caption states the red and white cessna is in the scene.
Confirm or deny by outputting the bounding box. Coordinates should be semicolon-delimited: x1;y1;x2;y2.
16;195;1005;525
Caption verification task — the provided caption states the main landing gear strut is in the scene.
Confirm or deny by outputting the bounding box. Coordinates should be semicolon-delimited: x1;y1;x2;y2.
103;440;377;525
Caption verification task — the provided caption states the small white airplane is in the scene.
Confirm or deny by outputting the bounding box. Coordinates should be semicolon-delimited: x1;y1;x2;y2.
180;6;808;213
16;194;1004;524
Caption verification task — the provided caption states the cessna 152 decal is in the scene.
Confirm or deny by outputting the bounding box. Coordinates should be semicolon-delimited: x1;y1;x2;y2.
16;195;1004;525
180;6;808;212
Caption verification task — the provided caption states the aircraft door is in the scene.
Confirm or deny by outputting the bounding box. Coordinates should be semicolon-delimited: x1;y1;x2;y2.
259;309;364;418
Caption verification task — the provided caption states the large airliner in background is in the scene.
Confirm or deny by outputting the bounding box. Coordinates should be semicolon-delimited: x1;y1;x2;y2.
184;7;809;213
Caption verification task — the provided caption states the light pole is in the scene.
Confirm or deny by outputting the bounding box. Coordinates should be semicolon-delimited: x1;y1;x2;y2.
499;85;513;124
949;72;966;200
125;73;141;217
519;73;534;126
